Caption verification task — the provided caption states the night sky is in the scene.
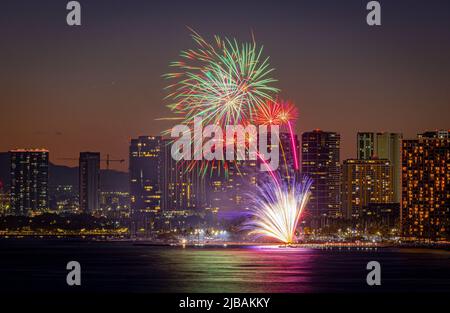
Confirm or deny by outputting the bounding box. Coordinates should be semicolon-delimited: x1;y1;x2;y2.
1;0;449;171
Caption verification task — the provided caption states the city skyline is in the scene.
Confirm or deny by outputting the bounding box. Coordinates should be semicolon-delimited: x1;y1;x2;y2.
1;128;448;173
3;129;448;241
0;1;448;241
1;0;450;171
2;0;450;301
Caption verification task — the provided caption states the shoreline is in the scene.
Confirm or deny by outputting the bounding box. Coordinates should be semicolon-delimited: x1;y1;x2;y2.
0;236;449;250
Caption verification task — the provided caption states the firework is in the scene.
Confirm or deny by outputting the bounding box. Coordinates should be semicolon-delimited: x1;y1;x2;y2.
163;29;280;175
246;176;312;244
256;99;297;127
256;99;299;170
164;29;279;128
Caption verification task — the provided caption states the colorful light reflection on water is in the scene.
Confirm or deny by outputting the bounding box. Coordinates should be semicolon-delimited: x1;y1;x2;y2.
164;246;317;292
1;240;450;293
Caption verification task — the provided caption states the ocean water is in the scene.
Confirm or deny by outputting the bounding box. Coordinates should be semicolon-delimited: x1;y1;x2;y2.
1;239;449;293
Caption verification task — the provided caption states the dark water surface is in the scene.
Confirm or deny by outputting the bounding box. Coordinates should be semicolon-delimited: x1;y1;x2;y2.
1;239;449;293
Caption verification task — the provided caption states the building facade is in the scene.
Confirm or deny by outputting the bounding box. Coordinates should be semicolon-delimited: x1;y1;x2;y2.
208;159;258;219
10;149;49;216
342;159;393;219
301;130;341;219
129;136;163;234
0;180;10;215
401;131;450;241
277;132;300;182
79;152;100;213
357;132;402;203
100;191;130;219
161;138;207;213
357;132;378;160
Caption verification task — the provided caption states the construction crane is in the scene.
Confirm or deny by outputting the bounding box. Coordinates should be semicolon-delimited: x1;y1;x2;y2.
103;154;125;169
58;154;125;170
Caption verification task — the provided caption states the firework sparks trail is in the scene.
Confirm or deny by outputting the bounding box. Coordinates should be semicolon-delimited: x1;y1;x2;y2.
163;29;281;175
255;99;298;127
256;99;299;170
287;120;299;170
164;29;279;128
246;176;312;244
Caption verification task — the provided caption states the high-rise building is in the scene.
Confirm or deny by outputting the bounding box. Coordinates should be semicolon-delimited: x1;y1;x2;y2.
342;159;393;219
220;159;258;213
10;149;49;216
203;158;258;221
0;180;10;215
129;136;163;234
357;132;378;160
417;130;449;140
161;138;207;213
301;130;341;218
79;152;100;213
278;132;300;182
357;132;402;202
100;191;130;219
401;130;450;241
49;184;78;214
